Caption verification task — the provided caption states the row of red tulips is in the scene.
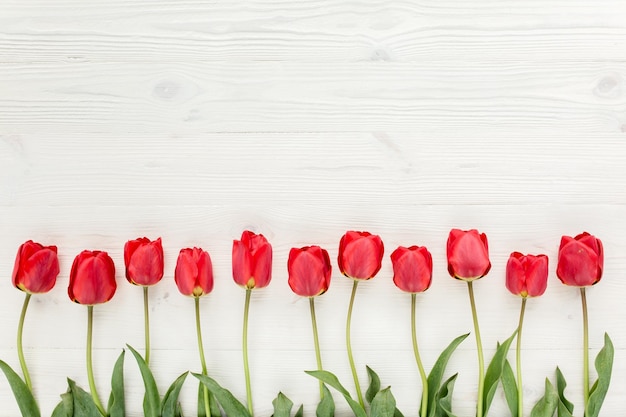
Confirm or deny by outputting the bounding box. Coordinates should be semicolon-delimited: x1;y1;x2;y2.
4;229;611;417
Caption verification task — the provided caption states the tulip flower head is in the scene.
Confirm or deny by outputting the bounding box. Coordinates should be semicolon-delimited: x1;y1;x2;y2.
175;247;214;297
288;246;332;297
391;245;433;293
12;240;60;294
556;232;603;287
68;250;117;305
338;231;384;280
124;237;164;286
232;230;273;289
447;228;491;281
506;252;548;297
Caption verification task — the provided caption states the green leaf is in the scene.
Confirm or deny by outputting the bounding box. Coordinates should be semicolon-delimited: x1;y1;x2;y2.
107;350;125;417
305;370;367;417
530;378;558;417
51;392;73;417
501;358;518;417
67;378;104;417
316;385;335;417
366;366;381;404
424;333;469;417
161;372;188;417
194;373;252;417
0;359;40;417
272;392;293;417
294;404;304;417
197;379;221;417
586;333;614;417
393;408;405;417
370;387;396;417
435;374;458;417
555;367;574;417
482;331;517;416
127;344;161;417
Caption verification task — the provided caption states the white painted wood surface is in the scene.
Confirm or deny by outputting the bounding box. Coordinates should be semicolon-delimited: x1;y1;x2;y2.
1;0;625;415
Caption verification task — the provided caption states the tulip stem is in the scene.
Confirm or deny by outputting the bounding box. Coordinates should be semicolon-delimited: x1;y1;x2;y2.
516;297;527;417
195;297;211;417
467;281;484;417
346;280;364;408
581;288;589;410
17;293;33;392
309;297;324;399
243;289;253;416
411;294;428;417
143;286;151;366
86;306;106;416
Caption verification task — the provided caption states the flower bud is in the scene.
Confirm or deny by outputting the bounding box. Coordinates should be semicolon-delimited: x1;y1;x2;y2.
338;231;384;280
124;237;164;286
12;240;60;294
288;246;332;297
232;231;272;289
556;232;603;287
391;245;433;293
175;247;214;297
68;250;117;305
446;228;491;281
506;252;548;297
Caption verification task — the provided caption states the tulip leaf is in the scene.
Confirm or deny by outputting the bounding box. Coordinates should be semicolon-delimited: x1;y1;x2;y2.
161;372;188;417
316;384;335;417
585;333;614;417
67;378;104;417
555;367;574;417
194;373;252;417
366;366;381;404
272;391;293;417
294;404;304;417
530;378;558;417
305;370;367;417
394;407;405;417
127;344;161;417
501;358;518;417
434;373;458;417
51;392;73;417
482;331;517;416
107;350;125;417
198;381;222;417
370;387;396;417
424;333;469;417
0;359;40;417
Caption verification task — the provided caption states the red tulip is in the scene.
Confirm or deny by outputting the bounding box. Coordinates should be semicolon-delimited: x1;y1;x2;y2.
288;246;332;297
232;230;272;289
124;237;164;286
12;240;60;294
68;251;117;305
338;231;384;280
446;228;491;281
506;252;548;297
175;247;214;297
556;232;603;287
391;246;433;293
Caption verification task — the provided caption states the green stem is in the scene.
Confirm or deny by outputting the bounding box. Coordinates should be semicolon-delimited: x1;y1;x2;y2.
411;294;429;417
195;297;211;417
17;293;33;392
243;289;253;416
86;306;106;416
143;286;151;366
581;288;589;410
467;281;485;417
309;297;324;399
516;298;527;417
346;280;364;408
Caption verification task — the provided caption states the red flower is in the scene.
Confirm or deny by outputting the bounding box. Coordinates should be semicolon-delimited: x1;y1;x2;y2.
12;240;60;294
338;231;384;280
175;247;214;297
506;252;548;297
68;251;117;305
232;230;272;289
391;246;433;293
288;246;332;297
124;237;164;286
446;229;491;281
556;232;603;287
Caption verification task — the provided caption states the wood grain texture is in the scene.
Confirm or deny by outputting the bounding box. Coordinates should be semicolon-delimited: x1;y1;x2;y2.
1;0;625;416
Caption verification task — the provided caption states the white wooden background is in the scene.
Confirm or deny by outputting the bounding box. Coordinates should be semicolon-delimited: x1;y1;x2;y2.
1;0;625;416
